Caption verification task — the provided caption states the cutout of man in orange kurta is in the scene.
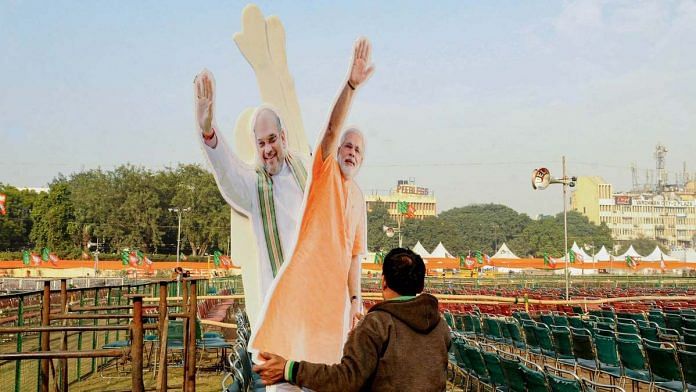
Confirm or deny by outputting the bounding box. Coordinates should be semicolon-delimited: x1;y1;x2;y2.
249;37;375;365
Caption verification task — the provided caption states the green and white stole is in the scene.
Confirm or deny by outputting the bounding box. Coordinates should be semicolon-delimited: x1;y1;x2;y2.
256;153;307;277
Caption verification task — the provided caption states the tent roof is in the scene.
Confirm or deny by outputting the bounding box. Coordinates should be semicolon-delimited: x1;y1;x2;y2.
429;242;455;259
617;245;643;259
412;241;431;258
570;242;593;262
593;246;612;261
491;243;519;259
670;249;696;262
643;246;678;261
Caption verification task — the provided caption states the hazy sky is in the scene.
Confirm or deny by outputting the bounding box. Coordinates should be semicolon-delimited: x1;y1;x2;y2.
2;0;695;216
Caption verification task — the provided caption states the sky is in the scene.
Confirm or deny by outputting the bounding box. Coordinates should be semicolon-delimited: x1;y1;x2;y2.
1;0;695;217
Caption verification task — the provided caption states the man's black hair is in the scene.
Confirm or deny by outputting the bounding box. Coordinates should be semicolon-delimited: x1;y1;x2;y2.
382;247;425;296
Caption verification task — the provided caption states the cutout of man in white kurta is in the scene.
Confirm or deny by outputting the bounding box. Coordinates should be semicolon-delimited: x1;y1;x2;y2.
195;4;311;328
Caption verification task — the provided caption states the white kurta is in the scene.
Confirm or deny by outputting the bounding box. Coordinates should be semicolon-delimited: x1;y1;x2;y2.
200;130;305;308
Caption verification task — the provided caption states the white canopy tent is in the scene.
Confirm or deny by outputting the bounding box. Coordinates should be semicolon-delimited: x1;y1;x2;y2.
411;241;432;259
430;242;455;258
670;249;696;262
617;245;643;260
570;242;593;262
593;246;612;261
491;243;520;259
642;246;679;262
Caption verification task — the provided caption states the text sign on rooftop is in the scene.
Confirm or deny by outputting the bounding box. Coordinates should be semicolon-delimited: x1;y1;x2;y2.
396;184;429;195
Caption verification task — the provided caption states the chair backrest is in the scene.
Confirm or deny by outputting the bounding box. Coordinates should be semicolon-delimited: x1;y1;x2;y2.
463;345;490;381
594;334;620;367
540;313;555;326
443;311;454;328
485;317;503;339
544;365;583;392
551;326;574;359
571;328;597;363
642;340;683;385
683;318;696;331
568;316;584;329
481;350;506;388
616;336;648;372
519;359;547;392
454;340;473;370
648;312;666;329
617;322;639;335
463;314;475;333
499;355;525;392
523;324;539;348
554;315;570;327
665;314;683;333
638;325;659;341
454;314;465;332
506;322;525;346
534;324;556;356
677;349;696;388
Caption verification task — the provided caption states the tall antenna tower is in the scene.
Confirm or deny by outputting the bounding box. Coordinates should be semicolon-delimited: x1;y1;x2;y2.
630;162;639;191
654;143;668;192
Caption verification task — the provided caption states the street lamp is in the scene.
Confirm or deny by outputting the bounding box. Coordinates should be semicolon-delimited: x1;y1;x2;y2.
383;220;403;248
532;157;576;301
169;207;191;267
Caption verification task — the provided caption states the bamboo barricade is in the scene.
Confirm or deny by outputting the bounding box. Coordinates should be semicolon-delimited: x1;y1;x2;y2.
0;278;203;392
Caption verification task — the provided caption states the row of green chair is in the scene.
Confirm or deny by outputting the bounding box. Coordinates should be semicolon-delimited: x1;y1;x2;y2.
449;337;625;392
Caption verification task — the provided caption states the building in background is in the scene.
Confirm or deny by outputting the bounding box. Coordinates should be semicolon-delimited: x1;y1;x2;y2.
571;145;695;249
365;178;437;220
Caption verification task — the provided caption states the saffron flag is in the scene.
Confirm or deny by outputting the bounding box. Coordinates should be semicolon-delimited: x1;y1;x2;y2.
543;252;557;267
31;253;41;266
484;254;491;265
406;203;416;219
128;252;140;268
576;252;584;263
660;254;666;271
0;193;6;215
48;253;59;266
465;256;475;269
220;254;232;269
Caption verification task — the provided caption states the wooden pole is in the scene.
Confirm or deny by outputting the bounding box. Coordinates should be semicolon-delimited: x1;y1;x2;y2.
40;281;51;392
185;280;197;392
131;295;145;392
157;282;168;392
60;279;68;392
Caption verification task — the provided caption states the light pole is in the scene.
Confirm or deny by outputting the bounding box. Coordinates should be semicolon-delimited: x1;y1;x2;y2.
169;207;191;267
383;217;403;248
532;157;576;301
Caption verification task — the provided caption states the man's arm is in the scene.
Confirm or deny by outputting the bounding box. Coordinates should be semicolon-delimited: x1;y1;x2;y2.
254;315;387;391
319;38;374;160
194;70;254;214
348;254;362;329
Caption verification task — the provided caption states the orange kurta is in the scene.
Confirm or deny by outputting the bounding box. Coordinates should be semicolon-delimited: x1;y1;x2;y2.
249;144;366;364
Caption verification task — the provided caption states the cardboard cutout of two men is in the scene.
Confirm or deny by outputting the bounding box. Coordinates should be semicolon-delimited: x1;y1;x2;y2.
196;4;372;365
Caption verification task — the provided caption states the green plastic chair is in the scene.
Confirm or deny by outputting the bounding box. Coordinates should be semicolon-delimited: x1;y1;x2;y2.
534;324;557;360
551;326;576;367
642;340;685;392
594;334;622;383
665;314;683;334
463;345;491;387
639;325;659;342
484;317;505;343
677;349;696;391
570;327;599;377
649;312;667;329
541;313;555;327
443;311;455;329
523;323;542;357
554;315;570;327
505;321;527;352
499;355;525;392
617;321;639;335
544;365;583;392
683;318;696;331
568;316;584;329
481;350;507;391
520;359;548;392
616;335;651;389
452;340;472;390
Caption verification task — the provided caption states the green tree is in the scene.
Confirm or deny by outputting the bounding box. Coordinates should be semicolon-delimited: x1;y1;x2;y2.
0;184;38;251
29;181;78;253
366;201;397;252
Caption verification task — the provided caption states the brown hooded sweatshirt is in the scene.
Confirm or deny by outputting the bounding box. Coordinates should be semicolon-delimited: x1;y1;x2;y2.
289;293;451;391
